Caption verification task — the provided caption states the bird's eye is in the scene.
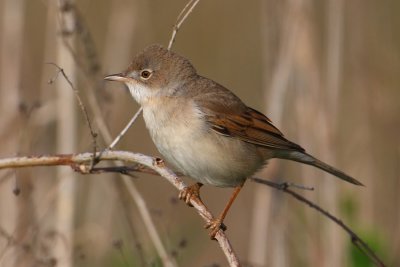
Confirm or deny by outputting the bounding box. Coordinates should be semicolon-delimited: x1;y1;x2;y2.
140;69;152;80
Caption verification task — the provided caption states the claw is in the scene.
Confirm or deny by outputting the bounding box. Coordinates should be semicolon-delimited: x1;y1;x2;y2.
205;218;227;239
178;183;202;207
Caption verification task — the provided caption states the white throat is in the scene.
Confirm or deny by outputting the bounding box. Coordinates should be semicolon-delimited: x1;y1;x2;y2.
126;82;155;105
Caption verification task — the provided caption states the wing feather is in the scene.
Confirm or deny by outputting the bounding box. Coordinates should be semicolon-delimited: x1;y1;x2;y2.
207;108;304;151
192;79;304;152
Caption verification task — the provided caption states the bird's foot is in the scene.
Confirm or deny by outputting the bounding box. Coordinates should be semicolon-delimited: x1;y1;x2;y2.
204;218;227;239
178;182;203;207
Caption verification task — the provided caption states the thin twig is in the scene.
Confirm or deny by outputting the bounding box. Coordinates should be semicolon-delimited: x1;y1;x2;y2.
75;165;138;178
87;165;183;177
107;107;143;150
122;175;176;267
176;0;195;23
47;63;98;161
167;0;201;50
251;177;386;267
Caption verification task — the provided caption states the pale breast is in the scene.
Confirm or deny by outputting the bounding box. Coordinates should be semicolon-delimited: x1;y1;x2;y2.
142;98;269;187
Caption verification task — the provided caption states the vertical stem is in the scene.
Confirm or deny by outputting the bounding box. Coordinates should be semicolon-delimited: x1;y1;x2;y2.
0;0;24;266
54;1;77;266
248;1;301;266
326;0;344;123
122;177;176;267
324;0;345;266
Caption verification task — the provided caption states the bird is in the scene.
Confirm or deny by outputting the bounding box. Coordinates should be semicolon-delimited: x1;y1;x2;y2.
104;44;362;238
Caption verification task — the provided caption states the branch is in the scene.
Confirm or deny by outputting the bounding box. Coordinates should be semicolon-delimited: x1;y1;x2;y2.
107;107;142;150
47;63;98;155
251;177;386;267
167;0;201;50
0;151;240;266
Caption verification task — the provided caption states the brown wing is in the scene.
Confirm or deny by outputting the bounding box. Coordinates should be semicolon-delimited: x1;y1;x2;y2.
204;106;304;152
192;78;304;151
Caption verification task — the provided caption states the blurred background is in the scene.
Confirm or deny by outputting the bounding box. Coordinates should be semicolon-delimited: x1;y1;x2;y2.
0;0;399;266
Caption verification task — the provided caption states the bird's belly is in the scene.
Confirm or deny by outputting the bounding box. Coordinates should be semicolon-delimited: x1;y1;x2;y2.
151;123;268;187
143;101;272;187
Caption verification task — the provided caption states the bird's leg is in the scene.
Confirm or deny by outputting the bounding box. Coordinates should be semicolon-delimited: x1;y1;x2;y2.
179;182;203;206
205;183;244;239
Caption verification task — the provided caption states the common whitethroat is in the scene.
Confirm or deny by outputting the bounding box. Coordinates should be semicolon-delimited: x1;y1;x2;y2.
105;44;363;238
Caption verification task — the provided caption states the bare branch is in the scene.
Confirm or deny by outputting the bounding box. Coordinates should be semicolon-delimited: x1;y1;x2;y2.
107;107;143;150
0;151;240;266
251;177;386;267
167;0;201;50
47;63;98;158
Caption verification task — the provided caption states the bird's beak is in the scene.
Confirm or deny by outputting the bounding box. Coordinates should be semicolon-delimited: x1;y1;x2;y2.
104;73;129;83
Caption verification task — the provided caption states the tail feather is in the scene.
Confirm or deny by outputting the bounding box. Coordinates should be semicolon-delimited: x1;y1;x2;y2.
280;151;363;186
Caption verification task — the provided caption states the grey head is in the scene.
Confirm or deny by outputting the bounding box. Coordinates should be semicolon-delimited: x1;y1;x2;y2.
104;44;197;104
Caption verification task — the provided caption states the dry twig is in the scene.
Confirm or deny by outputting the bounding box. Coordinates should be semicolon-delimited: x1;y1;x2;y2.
107;107;143;150
168;0;201;50
251;177;386;267
47;63;98;157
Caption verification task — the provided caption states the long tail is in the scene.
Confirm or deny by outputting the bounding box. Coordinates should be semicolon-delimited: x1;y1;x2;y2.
279;151;363;186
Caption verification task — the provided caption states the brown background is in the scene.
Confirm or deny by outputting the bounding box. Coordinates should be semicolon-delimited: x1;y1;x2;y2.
0;0;399;266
